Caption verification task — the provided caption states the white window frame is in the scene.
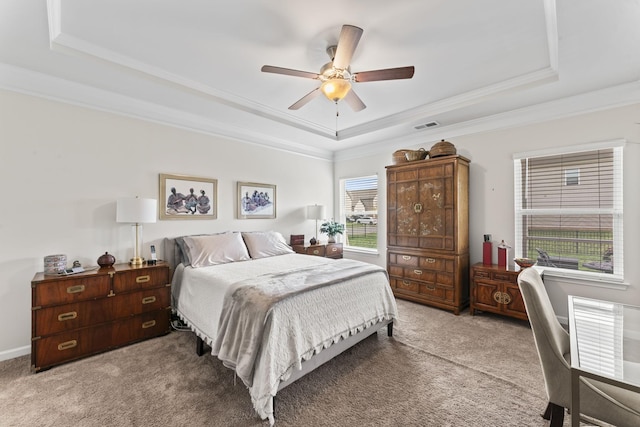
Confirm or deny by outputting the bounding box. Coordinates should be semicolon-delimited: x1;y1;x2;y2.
513;140;624;285
339;175;379;254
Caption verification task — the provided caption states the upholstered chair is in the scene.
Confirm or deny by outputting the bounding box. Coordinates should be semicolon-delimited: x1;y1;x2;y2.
517;267;640;427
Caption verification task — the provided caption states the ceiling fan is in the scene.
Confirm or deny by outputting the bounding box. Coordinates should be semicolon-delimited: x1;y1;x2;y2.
261;24;415;112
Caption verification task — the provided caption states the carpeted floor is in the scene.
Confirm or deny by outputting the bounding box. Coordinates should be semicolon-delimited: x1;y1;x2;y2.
0;300;575;426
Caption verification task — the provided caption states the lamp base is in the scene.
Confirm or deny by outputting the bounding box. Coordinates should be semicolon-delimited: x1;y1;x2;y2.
130;257;145;266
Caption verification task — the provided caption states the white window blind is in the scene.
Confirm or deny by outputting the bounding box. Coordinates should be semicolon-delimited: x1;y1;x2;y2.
514;142;623;279
339;175;378;250
573;299;623;379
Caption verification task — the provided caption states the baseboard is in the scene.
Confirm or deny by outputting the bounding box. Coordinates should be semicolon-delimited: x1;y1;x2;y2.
0;345;30;362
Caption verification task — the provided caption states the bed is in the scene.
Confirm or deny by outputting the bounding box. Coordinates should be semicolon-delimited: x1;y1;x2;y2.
164;231;398;424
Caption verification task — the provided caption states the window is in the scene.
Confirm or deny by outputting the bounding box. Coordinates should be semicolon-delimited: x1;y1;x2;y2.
564;168;580;186
339;175;378;250
513;141;623;280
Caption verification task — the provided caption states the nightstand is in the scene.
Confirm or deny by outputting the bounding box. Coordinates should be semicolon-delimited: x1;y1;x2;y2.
469;263;528;321
293;243;343;259
31;262;171;372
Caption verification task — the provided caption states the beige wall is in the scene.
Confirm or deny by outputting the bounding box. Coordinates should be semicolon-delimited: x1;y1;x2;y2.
2;88;639;361
335;103;640;319
0;90;333;360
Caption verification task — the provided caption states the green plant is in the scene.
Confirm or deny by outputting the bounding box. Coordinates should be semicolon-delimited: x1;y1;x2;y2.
319;219;345;237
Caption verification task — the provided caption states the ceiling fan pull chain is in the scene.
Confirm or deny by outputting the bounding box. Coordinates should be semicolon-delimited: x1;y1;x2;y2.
335;102;339;137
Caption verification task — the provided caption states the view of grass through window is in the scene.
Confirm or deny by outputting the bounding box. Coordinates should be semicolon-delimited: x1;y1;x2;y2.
340;175;378;250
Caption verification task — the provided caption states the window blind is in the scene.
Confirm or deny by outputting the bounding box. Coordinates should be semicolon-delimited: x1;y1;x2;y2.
514;142;623;279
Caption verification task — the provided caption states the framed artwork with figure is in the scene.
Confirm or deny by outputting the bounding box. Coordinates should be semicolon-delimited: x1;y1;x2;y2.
237;182;276;219
159;173;217;220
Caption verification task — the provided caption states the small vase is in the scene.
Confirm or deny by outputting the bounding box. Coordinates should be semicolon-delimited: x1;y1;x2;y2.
97;252;116;268
328;236;336;243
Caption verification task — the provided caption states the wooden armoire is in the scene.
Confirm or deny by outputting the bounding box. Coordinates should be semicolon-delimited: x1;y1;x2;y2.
386;155;470;314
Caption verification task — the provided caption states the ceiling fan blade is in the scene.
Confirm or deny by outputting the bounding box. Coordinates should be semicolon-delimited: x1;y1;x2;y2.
354;66;415;82
344;90;366;112
288;87;322;110
332;25;363;70
261;65;319;79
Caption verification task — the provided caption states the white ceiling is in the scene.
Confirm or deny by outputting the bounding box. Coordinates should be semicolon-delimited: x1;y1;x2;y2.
1;0;640;160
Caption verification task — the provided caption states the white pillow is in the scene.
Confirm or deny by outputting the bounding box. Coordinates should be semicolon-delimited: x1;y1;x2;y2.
183;232;250;268
242;231;295;259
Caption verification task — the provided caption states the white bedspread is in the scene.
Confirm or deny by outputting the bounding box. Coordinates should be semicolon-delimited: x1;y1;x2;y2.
172;253;398;423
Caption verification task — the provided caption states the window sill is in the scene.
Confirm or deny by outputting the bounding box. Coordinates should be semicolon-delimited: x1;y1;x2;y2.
535;266;629;290
344;247;380;257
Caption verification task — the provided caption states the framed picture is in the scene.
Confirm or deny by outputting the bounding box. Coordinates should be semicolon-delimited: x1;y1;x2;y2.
159;173;217;220
237;182;276;219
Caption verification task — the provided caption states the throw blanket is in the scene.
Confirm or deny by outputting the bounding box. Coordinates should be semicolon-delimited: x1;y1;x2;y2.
211;259;387;388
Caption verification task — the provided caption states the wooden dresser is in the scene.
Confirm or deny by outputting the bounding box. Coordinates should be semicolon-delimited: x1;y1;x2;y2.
469;263;528;321
293;243;343;259
386;155;470;314
31;262;171;372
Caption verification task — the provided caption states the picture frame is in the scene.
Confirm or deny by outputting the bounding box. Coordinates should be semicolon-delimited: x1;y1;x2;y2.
159;173;217;220
237;182;276;219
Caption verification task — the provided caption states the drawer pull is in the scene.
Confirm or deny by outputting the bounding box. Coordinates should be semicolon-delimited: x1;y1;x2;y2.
414;203;423;213
425;258;436;263
331;247;337;252
402;255;412;261
312;250;320;255
66;284;85;294
136;275;151;283
402;280;411;287
413;269;423;275
493;292;513;305
142;320;156;329
425;285;436;291
141;296;156;304
58;340;77;351
57;311;77;321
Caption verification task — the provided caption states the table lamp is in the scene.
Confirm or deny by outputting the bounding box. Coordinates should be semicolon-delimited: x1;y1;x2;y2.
306;204;326;245
117;197;157;265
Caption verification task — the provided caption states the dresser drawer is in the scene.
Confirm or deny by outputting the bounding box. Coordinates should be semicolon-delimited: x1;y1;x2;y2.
325;243;343;258
390;278;454;303
33;287;170;336
32;310;170;371
305;245;326;256
113;266;169;293
33;275;111;307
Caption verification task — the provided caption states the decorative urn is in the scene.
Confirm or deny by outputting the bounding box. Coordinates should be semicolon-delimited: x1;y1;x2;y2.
97;252;116;268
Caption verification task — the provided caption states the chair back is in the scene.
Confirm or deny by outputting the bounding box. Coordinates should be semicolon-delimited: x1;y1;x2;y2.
517;268;571;407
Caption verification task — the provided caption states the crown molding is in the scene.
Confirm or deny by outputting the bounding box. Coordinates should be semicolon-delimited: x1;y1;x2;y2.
0;62;334;161
334;80;640;162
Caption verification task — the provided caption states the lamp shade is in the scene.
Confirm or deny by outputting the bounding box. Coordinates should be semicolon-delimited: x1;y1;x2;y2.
306;204;326;220
116;197;157;223
320;79;351;102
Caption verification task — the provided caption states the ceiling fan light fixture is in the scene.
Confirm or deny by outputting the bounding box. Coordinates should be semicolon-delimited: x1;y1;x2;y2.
320;79;351;102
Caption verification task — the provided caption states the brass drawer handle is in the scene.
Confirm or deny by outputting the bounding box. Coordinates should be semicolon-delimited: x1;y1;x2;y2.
141;296;156;304
493;292;512;305
413;269;422;275
331;247;337;252
425;258;436;263
136;275;151;283
57;311;77;321
402;255;411;261
414;203;423;213
425;285;436;291
402;280;411;287
58;340;77;351
66;284;85;294
312;250;320;255
142;320;156;329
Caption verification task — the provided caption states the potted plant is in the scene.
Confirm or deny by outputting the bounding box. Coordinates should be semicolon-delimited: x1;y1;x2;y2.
319;219;345;243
